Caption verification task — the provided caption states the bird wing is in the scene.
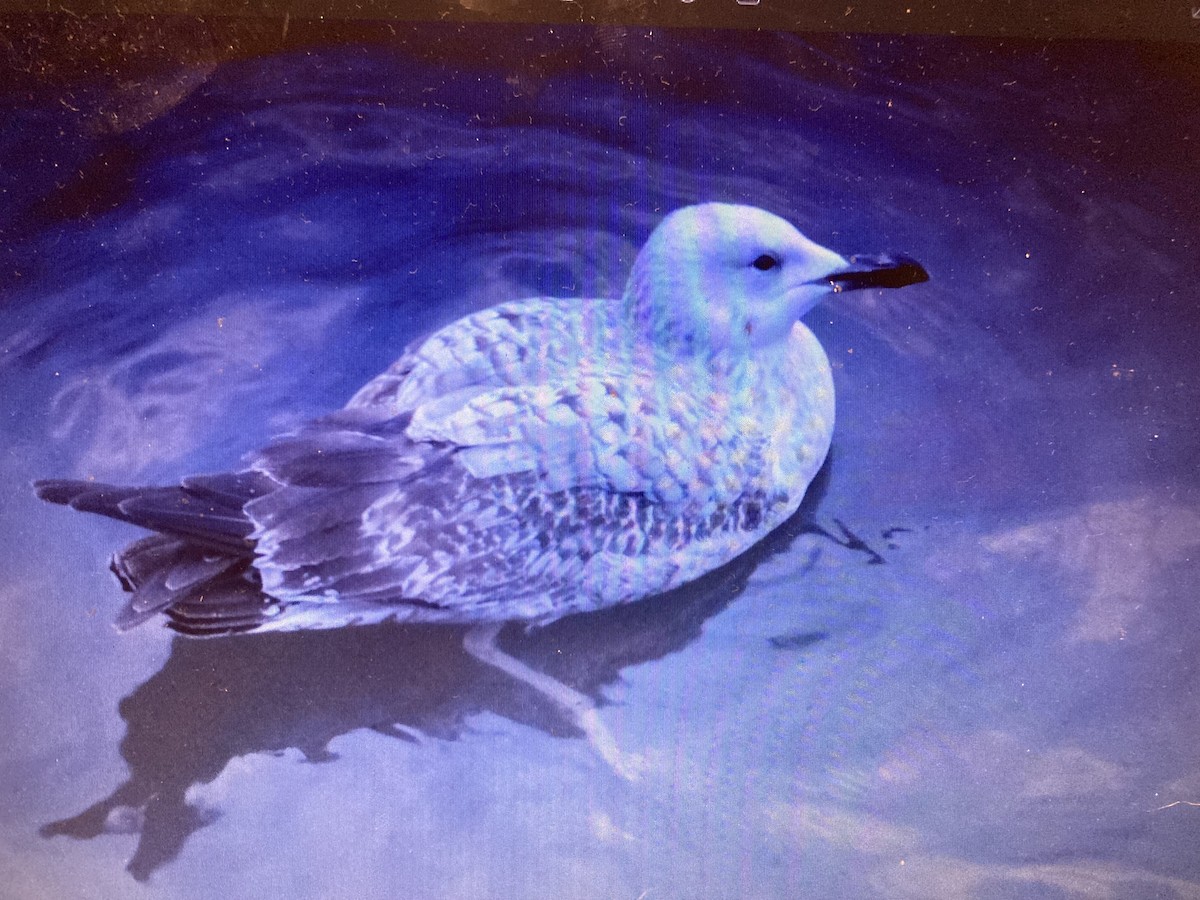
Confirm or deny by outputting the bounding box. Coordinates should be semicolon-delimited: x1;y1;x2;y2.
405;371;764;504
345;297;606;414
235;407;453;605
210;298;764;615
249;407;445;488
335;295;764;502
241;367;764;614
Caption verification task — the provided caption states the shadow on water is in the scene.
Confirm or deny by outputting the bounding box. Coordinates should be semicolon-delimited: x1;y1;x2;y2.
38;458;882;881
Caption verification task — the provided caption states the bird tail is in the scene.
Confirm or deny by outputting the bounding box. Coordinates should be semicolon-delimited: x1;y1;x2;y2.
106;534;271;635
34;476;279;636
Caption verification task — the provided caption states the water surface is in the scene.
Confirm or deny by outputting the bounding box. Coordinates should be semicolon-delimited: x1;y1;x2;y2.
2;25;1198;899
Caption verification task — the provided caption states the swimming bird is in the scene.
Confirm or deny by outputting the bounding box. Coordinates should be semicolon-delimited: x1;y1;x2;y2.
36;203;927;639
37;203;927;777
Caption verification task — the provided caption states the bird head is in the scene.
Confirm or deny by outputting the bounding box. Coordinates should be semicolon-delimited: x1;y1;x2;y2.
623;203;928;357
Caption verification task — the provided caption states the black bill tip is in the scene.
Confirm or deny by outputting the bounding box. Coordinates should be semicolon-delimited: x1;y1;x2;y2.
825;253;929;292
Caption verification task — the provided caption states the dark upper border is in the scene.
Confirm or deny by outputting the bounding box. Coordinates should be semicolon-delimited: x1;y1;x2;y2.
0;0;1196;43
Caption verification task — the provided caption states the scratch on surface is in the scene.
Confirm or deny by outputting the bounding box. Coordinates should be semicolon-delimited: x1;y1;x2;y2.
1153;800;1200;811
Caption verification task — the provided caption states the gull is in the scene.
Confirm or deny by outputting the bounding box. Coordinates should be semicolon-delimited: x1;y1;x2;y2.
36;203;927;775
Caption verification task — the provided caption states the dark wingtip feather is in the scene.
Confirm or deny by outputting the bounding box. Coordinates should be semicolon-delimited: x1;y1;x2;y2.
33;479;100;506
114;601;169;633
181;471;278;505
165;619;264;637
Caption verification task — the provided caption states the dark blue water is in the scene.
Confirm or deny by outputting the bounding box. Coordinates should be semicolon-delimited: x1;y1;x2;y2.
2;26;1198;898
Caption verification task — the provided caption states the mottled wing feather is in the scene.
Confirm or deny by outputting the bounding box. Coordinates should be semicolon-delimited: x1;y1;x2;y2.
345;298;606;414
242;407;455;606
405;373;763;503
250;409;439;486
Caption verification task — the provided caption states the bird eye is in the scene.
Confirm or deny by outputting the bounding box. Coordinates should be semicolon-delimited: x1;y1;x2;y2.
751;254;779;271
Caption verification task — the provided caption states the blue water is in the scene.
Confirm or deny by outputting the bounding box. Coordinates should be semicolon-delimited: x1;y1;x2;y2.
2;26;1198;898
